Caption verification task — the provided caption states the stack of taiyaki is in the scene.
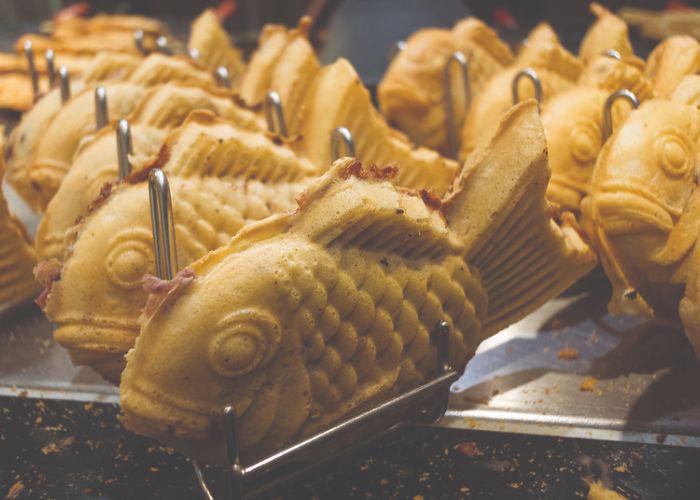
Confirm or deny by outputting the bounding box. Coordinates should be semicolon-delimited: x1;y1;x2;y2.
8;0;700;466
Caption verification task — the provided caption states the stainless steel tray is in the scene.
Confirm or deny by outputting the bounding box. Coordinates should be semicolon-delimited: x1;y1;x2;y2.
2;284;699;447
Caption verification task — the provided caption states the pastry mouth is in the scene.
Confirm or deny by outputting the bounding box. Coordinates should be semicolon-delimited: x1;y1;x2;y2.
120;380;214;441
592;184;675;235
53;319;139;353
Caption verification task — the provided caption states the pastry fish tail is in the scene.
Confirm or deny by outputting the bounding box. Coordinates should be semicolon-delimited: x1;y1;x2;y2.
442;100;597;336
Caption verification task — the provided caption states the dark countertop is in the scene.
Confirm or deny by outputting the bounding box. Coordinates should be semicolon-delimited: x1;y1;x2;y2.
2;395;699;499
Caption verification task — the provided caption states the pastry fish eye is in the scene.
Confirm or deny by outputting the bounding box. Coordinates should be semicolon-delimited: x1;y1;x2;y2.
105;228;154;289
569;121;601;165
655;130;691;177
208;309;281;378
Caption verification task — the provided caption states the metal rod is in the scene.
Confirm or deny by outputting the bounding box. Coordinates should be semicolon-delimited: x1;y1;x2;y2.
116;119;133;180
330;127;356;161
192;461;215;500
23;40;39;99
264;91;288;138
602;89;639;141
156;35;173;55
148;169;178;280
602;49;622;61
133;29;148;55
387;39;406;63
443;51;470;160
94;86;108;130
45;49;56;87
223;406;243;499
215;66;231;88
58;66;70;103
512;68;543;109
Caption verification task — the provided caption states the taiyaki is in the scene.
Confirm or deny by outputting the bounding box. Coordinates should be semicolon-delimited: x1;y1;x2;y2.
645;36;700;99
543;55;653;211
298;58;458;195
236;18;313;107
377;17;513;155
520;22;560;53
578;3;634;65
42;110;321;380
581;85;700;323
47;13;167;38
4;52;142;204
119;101;596;464
23;54;217;211
459;36;582;159
44;176;303;382
35;104;285;262
188;9;245;82
0;131;37;309
14;29;158;56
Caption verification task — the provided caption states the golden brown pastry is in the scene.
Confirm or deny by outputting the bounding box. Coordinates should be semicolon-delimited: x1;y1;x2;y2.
620;6;700;41
544;55;653;211
645;36;700;99
459;37;581;159
0;129;37;310
4;51;143;204
521;22;560;52
582;91;699;320
299;58;458;195
21;54;216;212
119;101;596;464
236;17;313;107
378;18;513;155
47;13;167;38
188;9;245;82
579;3;634;65
44;176;304;382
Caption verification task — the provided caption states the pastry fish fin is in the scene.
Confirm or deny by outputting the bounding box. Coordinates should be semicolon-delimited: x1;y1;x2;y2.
289;158;462;258
143;110;315;182
442;100;597;335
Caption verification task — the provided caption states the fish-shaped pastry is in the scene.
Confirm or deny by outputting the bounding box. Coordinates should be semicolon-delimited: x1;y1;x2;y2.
236;17;313;107
43;176;304;382
188;9;245;82
0;130;37;309
118;101;596;464
35;106;299;262
581;83;700;325
578;3;635;65
543;55;653;211
45;13;166;39
297;59;458;194
23;55;217;212
4;52;142;202
41;110;319;381
377;17;513;155
645;36;700;99
459;35;581;159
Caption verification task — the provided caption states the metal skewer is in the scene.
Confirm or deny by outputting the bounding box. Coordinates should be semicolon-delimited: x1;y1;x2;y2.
188;47;201;60
45;49;56;87
193;320;457;500
602;89;640;141
387;39;406;63
444;51;470;159
264;91;288;138
116;119;133;180
512;68;543;109
156;35;173;55
602;49;622;61
58;65;70;103
94;86;108;130
133;29;148;55
148;169;178;280
23;40;39;99
215;66;231;88
330;127;356;161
